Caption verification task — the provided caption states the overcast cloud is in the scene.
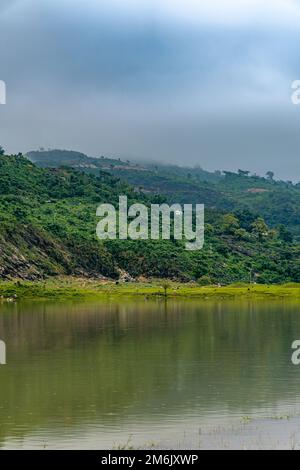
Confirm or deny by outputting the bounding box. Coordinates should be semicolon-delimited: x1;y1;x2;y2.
0;0;300;179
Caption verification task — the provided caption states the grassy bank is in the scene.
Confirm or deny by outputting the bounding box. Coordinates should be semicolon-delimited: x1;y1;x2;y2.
0;277;300;301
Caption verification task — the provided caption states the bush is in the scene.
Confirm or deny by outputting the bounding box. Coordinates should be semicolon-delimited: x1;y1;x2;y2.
197;275;212;286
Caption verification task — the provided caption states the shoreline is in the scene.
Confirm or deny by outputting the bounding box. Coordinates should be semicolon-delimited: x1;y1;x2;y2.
0;277;300;301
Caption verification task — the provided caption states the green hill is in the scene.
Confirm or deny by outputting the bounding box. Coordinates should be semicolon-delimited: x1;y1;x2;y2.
0;151;298;284
27;149;300;240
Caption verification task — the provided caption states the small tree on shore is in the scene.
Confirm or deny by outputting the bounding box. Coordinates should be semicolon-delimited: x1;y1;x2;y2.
161;281;171;297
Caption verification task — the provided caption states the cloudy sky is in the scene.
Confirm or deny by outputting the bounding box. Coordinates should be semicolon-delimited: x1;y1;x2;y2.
1;0;300;179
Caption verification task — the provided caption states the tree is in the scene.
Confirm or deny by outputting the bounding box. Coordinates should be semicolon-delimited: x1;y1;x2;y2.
161;281;171;297
238;169;250;177
0;146;5;155
222;213;240;234
197;275;212;286
278;224;293;243
223;171;236;178
266;171;274;181
251;218;269;240
234;228;249;240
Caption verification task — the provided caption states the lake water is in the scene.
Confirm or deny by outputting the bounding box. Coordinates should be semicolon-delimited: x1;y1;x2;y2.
0;298;300;449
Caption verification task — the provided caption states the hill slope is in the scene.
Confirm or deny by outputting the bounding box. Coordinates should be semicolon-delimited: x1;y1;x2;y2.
27;149;300;240
0;153;299;283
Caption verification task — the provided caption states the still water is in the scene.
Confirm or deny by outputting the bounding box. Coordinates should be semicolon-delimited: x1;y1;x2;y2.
0;298;300;449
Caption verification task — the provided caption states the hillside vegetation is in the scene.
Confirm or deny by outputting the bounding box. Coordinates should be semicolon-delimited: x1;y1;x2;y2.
0;151;298;284
28;149;300;240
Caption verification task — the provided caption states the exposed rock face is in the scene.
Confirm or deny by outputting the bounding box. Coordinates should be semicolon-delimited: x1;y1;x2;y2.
0;229;63;280
0;227;112;281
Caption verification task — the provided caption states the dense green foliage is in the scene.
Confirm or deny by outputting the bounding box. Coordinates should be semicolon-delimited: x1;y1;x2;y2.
28;149;300;239
0;151;299;284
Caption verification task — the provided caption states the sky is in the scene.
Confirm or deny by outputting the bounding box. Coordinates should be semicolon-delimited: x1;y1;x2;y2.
0;0;300;180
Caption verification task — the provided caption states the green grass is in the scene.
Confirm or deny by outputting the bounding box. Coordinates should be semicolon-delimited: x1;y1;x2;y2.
0;277;300;301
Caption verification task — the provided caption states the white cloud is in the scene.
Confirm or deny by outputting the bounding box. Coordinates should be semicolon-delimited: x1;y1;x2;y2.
7;1;300;29
65;0;300;28
157;0;300;26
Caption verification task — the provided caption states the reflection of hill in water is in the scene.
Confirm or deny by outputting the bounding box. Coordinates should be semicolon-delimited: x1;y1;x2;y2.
0;299;300;446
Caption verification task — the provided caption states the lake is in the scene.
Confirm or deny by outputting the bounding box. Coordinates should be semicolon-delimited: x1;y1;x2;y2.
0;298;300;449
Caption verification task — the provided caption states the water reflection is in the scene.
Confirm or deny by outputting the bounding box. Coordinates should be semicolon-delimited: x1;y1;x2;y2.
0;299;299;449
